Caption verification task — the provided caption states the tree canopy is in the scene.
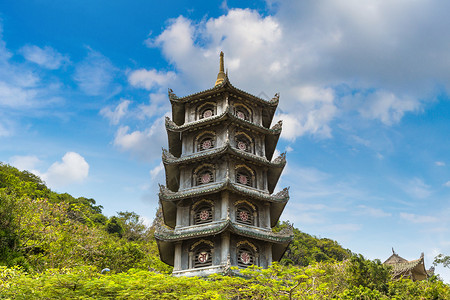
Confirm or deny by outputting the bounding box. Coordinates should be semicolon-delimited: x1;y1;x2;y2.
0;162;449;299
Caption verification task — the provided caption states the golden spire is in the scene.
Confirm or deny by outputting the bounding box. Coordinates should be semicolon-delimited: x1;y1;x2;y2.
214;51;226;86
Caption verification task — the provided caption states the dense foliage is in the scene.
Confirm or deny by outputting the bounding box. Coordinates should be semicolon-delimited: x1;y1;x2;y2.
275;222;352;266
1;163;449;299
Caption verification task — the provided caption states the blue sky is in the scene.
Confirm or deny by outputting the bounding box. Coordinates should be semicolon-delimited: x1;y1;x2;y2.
0;0;449;281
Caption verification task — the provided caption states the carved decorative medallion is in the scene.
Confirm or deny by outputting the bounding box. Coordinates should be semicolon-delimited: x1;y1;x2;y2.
202;139;212;150
236;111;245;119
237;141;247;151
203;109;213;118
198;251;209;263
238;174;248;185
239;211;249;222
240;251;251;264
199;210;210;221
201;173;211;184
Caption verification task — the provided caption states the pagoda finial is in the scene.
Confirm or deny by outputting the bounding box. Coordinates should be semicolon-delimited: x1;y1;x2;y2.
215;51;226;86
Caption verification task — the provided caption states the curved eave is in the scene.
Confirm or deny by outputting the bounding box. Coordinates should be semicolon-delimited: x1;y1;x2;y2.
159;190;178;228
166;129;182;158
169;77;279;108
155;231;291;266
163;160;180;192
163;147;286;193
162;145;286;170
155;220;293;244
159;183;290;227
265;125;281;161
155;239;175;266
391;257;428;278
166;112;282;136
159;181;289;203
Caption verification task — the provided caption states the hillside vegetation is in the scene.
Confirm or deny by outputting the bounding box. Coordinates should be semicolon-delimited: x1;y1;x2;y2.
1;163;449;299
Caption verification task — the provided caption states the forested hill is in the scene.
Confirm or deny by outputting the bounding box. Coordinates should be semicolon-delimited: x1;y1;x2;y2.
0;162;350;272
1;162;449;299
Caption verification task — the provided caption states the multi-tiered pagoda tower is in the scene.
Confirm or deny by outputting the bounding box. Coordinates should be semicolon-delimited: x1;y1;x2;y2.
155;52;293;277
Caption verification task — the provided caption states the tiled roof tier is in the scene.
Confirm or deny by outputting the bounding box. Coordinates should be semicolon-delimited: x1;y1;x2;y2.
165;110;282;134
155;220;293;243
384;252;429;281
154;219;293;266
165;111;282;161
163;144;285;167
162;145;285;194
391;257;425;275
168;76;279;107
167;77;279;128
159;180;289;203
159;182;289;228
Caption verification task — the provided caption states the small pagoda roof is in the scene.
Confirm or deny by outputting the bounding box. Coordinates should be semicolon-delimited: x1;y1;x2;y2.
155;219;293;266
384;251;429;281
162;144;285;194
165;112;281;161
168;75;279;126
159;182;289;228
170;76;279;106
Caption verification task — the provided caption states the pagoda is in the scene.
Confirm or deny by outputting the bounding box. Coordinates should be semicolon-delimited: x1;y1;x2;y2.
155;52;293;277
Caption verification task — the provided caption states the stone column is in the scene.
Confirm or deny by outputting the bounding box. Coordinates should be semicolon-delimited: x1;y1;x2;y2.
266;243;272;266
174;242;182;271
221;232;230;265
265;202;271;229
221;190;229;220
176;203;183;228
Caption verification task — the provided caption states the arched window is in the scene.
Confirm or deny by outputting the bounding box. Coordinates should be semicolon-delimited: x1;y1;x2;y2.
194;164;215;186
235;200;257;226
198;103;215;120
191;240;214;268
235;165;255;187
234;104;252;121
192;200;214;225
235;132;253;153
237;241;257;268
196;132;216;152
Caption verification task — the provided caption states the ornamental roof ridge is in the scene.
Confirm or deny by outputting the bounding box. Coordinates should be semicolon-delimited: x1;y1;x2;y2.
168;88;179;100
158;182;290;202
271;151;286;165
165;110;282;134
162;144;286;167
390;256;425;274
154;219;293;243
167;77;279;107
162;147;176;160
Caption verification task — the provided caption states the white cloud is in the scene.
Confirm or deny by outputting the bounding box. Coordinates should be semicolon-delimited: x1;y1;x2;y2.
0;120;12;137
100;99;131;125
356;90;421;125
0;24;64;113
138;93;170;119
357;205;392;218
400;177;432;199
444;181;450;187
74;48;119;96
400;212;438;224
42;152;90;188
150;162;164;180
328;223;362;232
146;2;450;139
19;45;68;69
113;115;167;161
435;161;446;167
0;81;38;107
9;155;41;172
128;69;176;90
